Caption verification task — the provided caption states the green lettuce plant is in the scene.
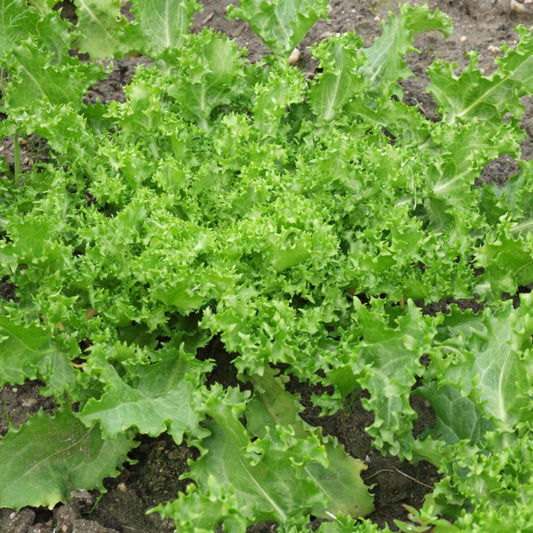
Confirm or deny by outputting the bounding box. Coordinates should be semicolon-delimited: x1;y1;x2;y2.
1;0;532;531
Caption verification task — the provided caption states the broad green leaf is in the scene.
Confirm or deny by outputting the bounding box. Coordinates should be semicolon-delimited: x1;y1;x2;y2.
227;0;329;56
434;294;533;432
352;300;435;458
347;95;432;146
0;407;136;510
0;0;40;57
157;384;372;530
416;384;494;445
0;0;69;60
309;33;368;122
0;316;73;392
428;26;533;124
3;42;104;110
193;386;327;525
80;344;211;443
363;3;452;97
426;120;519;214
499;160;533;225
248;367;374;518
476;221;533;296
165;30;247;129
74;0;129;58
129;0;201;55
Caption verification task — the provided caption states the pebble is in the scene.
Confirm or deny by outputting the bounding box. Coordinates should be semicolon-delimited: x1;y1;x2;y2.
22;398;38;407
288;48;301;66
510;0;533;13
319;31;336;40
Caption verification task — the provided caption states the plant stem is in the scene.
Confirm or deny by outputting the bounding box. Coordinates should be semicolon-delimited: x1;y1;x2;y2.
13;133;21;183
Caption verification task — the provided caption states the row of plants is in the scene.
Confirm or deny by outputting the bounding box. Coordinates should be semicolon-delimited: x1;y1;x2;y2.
1;1;532;531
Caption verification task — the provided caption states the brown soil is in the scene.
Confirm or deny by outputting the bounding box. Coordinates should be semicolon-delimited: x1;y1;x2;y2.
1;1;532;532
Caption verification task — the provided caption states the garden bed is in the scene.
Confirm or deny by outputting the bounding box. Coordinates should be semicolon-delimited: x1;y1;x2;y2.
1;1;532;532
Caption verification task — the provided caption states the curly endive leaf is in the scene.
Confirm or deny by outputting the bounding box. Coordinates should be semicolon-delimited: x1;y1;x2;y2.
432;294;533;432
80;344;211;443
0;0;42;57
352;300;435;458
4;41;104;110
363;3;452;97
166;30;247;129
129;0;201;55
248;367;374;519
415;384;494;445
309;33;368;122
74;0;129;58
428;26;533;124
0;407;136;510
475;220;533;296
156;382;372;531
227;0;329;56
0;316;73;393
0;0;70;60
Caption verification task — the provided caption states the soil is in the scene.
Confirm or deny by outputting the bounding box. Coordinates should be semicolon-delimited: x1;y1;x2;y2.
1;1;532;532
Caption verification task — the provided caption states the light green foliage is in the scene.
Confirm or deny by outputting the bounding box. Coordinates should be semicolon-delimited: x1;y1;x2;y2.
0;407;136;509
1;0;532;530
74;0;129;58
428;26;533;124
309;33;368;121
155;376;372;531
129;0;201;55
79;342;212;443
0;317;74;390
227;0;329;56
364;3;452;97
165;30;249;129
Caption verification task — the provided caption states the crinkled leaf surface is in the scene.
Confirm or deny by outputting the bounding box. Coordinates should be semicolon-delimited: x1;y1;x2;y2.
0;0;42;57
227;0;329;56
0;407;136;510
363;3;452;97
416;384;494;445
428;26;533;124
248;367;374;518
166;30;248;128
74;0;129;58
432;294;533;432
309;33;368;122
350;301;435;457
4;42;103;109
0;0;70;60
0;316;73;392
128;0;201;55
157;382;372;530
476;222;533;295
80;344;211;443
2;2;533;530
